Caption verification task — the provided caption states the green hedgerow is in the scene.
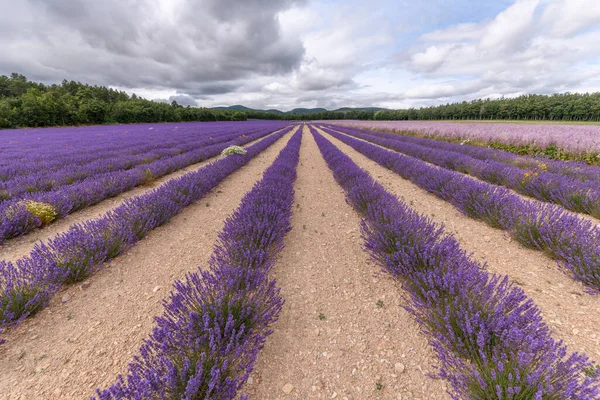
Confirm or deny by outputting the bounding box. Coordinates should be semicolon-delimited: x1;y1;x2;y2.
220;145;247;157
23;200;57;225
6;200;57;226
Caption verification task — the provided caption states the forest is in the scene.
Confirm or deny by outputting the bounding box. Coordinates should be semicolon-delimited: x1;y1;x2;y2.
372;93;600;121
0;73;245;128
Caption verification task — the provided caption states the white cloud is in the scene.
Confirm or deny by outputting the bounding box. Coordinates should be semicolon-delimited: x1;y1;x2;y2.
3;0;600;110
542;0;600;37
402;0;600;103
479;0;540;51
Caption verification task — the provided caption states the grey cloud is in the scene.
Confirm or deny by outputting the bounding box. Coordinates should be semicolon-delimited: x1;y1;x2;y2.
0;0;305;93
298;75;356;91
168;94;199;107
182;82;242;96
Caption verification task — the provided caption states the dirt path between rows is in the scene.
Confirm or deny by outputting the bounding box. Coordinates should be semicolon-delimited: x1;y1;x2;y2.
245;126;449;400
0;127;297;400
0;128;286;263
322;125;600;228
318;127;600;363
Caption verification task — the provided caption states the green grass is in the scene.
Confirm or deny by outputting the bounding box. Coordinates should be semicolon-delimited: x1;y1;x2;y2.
424;119;600;126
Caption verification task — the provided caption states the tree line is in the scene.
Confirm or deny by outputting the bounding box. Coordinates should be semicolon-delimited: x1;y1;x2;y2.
0;73;245;129
243;93;600;122
3;73;600;128
372;93;600;121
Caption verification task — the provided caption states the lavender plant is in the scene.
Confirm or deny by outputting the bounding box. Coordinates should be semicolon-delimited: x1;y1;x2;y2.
323;120;600;159
95;126;302;399
0;122;291;242
319;126;600;292
0;125;296;339
310;126;600;399
322;125;600;219
324;122;600;182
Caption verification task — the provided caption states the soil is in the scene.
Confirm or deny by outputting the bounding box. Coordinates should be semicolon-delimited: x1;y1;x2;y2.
0;127;296;399
245;126;449;400
318;126;600;363
2;122;599;400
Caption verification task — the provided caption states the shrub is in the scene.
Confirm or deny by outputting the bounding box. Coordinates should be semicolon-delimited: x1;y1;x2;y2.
6;200;57;226
221;145;247;157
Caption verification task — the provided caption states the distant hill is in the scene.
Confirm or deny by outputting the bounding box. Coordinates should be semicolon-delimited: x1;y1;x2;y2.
211;105;254;111
333;107;387;112
210;105;387;114
288;107;328;114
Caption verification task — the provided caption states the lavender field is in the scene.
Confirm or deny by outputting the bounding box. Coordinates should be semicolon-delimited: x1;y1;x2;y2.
0;121;289;242
327;120;600;157
1;122;600;400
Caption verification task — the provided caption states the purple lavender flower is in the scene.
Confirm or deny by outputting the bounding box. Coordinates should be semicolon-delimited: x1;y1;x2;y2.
0;125;295;332
94;127;302;399
318;125;600;291
0;121;292;242
310;126;599;399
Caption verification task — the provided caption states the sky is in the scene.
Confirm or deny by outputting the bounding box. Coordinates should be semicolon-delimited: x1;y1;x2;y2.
1;0;600;111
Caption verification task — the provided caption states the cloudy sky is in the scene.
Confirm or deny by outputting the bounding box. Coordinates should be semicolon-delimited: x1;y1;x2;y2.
1;0;600;110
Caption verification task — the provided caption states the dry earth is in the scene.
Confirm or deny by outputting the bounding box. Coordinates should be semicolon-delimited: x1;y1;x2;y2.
0;127;296;399
0;127;287;263
245;126;449;400
318;126;600;362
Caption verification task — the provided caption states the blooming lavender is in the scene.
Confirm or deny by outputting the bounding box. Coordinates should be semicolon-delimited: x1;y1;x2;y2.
346;127;600;183
0;121;291;242
0;125;296;339
95;126;302;399
322;124;600;219
319;125;600;292
310;126;600;399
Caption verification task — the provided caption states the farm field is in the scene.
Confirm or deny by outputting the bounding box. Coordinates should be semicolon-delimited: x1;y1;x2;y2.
326;120;600;162
1;122;600;399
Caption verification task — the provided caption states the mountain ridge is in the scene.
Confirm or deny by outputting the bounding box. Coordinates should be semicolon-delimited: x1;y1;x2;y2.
211;105;388;114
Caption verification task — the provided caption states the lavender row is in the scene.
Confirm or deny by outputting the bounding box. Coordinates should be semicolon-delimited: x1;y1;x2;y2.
0;125;295;334
0;121;287;178
326;123;600;183
324;125;600;220
95;126;302;400
0;127;213;182
310;126;600;399
324;120;600;157
0;127;253;200
321;126;600;292
0;126;283;243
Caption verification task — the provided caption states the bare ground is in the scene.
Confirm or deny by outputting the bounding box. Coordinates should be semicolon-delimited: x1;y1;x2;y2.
245;126;449;400
322;125;600;228
2;122;598;400
0;127;296;400
318;127;600;363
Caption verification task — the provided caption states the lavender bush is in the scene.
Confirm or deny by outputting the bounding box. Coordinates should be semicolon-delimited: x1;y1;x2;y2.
310;126;600;399
0;121;286;184
327;123;600;184
322;124;600;219
1;121;291;242
319;126;600;291
0;125;296;338
95;125;302;399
